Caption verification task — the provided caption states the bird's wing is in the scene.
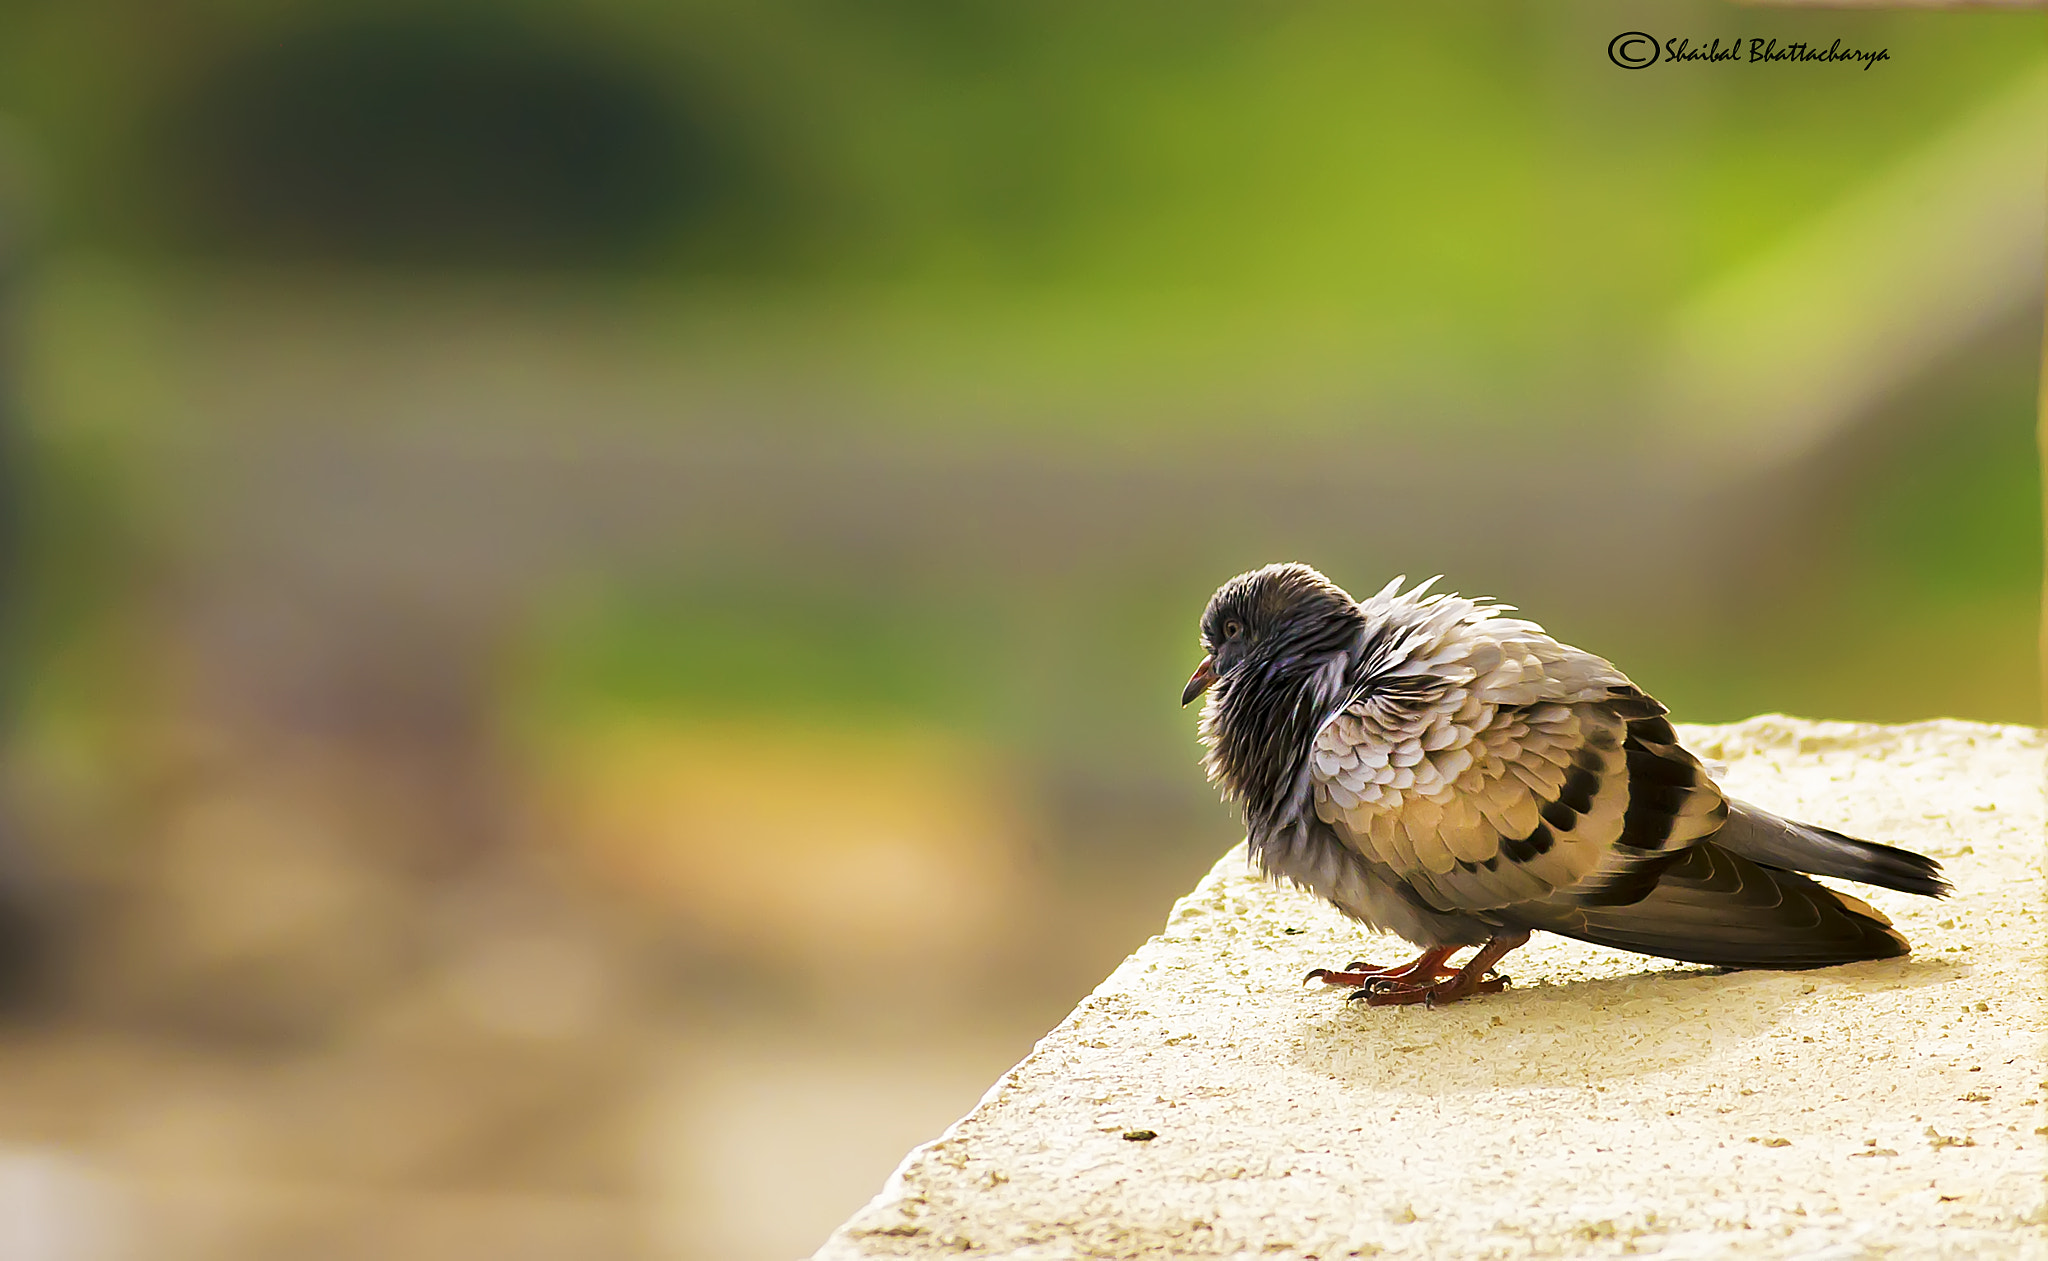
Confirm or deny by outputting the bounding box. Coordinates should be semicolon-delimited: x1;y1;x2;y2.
1506;840;1910;968
1309;620;1727;914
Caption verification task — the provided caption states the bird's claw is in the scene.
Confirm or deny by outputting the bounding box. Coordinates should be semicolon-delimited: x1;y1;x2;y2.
1306;964;1400;987
1302;966;1378;986
1350;970;1511;1007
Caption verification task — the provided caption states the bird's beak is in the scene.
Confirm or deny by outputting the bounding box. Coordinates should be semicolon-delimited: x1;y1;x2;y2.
1181;655;1217;707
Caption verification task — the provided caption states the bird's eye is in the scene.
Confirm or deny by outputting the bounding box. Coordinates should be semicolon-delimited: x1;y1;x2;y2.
1223;620;1243;640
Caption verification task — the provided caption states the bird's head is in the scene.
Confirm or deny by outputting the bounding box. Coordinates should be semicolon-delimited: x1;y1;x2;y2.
1182;562;1359;708
1185;562;1365;823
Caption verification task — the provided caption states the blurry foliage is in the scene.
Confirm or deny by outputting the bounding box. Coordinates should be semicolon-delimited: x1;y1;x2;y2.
536;716;1031;968
0;0;2037;748
1614;319;2043;728
0;5;2040;317
1845;379;2041;608
509;568;1210;783
1;434;140;702
513;575;1031;736
162;9;728;265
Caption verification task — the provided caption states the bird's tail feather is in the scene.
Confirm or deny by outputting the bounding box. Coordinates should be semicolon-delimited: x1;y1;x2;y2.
1713;800;1950;898
1514;841;1910;969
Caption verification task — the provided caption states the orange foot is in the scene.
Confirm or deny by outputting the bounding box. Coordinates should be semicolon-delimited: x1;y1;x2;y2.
1356;970;1510;1007
1304;946;1458;990
1323;932;1532;1010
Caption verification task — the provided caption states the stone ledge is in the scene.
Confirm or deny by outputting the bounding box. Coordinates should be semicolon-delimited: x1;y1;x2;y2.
813;718;2046;1260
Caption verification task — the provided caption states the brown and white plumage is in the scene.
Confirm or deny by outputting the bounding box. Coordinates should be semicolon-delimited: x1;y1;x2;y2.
1184;563;1948;1005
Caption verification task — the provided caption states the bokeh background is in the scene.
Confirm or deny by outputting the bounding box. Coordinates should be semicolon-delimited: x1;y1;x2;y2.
0;2;2039;1258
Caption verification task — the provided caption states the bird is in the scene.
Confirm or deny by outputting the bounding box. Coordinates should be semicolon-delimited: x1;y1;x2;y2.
1181;562;1949;1007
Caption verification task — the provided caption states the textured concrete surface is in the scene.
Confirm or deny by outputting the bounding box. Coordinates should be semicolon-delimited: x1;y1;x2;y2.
814;718;2046;1259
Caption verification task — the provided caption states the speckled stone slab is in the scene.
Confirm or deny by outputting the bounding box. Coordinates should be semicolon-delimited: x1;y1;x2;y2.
815;719;2047;1259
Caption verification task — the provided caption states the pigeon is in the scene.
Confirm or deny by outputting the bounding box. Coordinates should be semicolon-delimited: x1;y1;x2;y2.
1182;563;1949;1007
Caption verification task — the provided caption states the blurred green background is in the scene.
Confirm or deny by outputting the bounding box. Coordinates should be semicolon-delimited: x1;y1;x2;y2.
0;2;2039;1258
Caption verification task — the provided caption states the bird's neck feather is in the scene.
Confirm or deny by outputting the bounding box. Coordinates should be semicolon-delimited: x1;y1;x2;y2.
1207;640;1355;839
